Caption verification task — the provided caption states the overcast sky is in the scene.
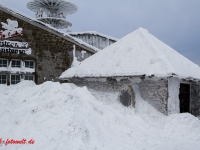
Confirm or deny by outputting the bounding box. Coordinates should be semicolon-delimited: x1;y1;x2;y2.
0;0;200;66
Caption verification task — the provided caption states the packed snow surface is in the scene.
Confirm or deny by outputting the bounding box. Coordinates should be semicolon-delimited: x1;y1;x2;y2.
0;81;200;150
60;28;200;80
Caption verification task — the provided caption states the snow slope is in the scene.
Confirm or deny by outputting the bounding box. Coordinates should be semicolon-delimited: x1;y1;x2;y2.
60;28;200;80
0;81;200;150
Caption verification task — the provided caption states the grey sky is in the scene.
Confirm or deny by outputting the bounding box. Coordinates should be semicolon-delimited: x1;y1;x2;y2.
0;0;200;66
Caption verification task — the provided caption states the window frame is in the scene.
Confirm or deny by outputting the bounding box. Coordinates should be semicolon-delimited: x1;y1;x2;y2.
11;59;21;68
10;74;21;85
0;58;8;67
24;75;35;81
0;74;7;84
24;60;35;69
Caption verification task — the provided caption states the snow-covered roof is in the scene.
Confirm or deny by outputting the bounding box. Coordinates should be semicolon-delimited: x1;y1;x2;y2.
0;3;100;53
60;27;200;80
69;31;118;41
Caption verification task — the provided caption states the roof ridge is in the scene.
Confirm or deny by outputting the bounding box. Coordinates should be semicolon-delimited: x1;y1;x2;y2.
60;28;200;80
138;29;176;75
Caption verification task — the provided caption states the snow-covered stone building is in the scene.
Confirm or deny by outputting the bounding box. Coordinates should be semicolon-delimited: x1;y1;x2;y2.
0;3;99;85
69;31;118;50
60;28;200;118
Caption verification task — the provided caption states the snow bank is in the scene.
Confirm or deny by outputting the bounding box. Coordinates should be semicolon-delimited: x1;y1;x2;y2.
0;81;200;150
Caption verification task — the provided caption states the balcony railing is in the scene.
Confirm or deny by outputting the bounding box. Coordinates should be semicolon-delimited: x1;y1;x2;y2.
35;11;66;19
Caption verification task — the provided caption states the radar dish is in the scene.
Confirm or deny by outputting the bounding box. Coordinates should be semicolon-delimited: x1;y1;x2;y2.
27;0;78;15
27;0;77;30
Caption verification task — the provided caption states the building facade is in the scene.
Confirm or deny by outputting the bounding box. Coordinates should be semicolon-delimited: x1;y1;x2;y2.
69;31;118;50
63;76;200;118
0;4;97;85
60;28;200;118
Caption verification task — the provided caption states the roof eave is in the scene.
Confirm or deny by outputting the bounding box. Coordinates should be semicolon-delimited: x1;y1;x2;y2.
60;74;200;83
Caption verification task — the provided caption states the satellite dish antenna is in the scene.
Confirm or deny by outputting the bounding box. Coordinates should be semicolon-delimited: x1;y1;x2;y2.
27;0;78;30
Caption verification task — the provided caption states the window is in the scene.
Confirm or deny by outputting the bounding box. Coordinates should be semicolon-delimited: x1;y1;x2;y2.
120;90;132;107
25;60;34;68
0;75;7;84
11;60;21;68
25;75;34;81
11;74;21;85
118;85;135;107
0;59;8;67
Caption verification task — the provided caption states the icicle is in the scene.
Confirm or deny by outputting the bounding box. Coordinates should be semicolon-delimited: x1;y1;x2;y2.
7;61;11;72
71;45;81;67
81;50;86;58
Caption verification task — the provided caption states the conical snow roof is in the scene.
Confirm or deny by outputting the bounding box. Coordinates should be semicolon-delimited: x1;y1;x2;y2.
60;28;200;80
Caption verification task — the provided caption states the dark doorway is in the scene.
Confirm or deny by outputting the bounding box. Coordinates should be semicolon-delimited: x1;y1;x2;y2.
179;84;190;113
120;90;131;107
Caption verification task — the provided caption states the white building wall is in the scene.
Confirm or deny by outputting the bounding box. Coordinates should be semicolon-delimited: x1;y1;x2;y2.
168;77;180;115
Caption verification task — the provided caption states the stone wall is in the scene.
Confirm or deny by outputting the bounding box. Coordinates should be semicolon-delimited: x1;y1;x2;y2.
191;83;200;118
0;10;93;84
138;79;168;115
71;78;119;92
70;77;168;115
69;77;200;117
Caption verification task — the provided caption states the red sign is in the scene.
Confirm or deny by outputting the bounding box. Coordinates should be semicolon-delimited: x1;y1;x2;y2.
0;19;23;40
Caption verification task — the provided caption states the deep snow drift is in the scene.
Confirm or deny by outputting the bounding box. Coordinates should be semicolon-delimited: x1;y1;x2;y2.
0;81;200;150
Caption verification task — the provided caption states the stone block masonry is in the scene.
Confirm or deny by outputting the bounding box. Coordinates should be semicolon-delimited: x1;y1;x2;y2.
139;79;168;115
191;84;200;118
70;77;169;115
0;10;93;84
